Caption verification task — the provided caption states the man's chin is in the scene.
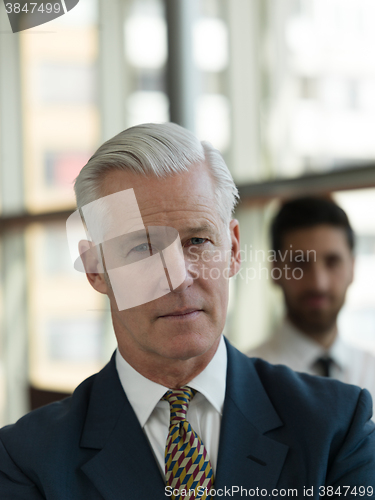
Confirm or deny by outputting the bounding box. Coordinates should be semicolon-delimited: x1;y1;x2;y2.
155;331;220;362
289;310;338;336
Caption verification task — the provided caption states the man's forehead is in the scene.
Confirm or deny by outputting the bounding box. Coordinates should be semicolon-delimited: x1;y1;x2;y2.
104;204;220;240
283;225;351;254
133;196;219;222
81;188;144;241
100;167;219;228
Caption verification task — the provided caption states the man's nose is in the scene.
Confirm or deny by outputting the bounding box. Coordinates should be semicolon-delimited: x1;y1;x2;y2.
169;256;195;294
309;263;330;291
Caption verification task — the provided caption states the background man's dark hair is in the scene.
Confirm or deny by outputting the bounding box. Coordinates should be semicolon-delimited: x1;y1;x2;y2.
271;196;355;253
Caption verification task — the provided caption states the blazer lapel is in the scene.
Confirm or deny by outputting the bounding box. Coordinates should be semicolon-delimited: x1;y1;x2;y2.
79;355;166;500
215;341;289;492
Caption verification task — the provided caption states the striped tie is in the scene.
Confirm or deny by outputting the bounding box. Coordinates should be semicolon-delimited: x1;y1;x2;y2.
163;387;214;499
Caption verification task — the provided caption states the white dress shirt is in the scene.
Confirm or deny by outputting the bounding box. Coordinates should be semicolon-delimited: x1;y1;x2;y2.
248;320;375;419
115;335;227;476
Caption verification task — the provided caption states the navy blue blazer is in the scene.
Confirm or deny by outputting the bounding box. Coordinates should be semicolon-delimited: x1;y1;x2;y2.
0;339;374;499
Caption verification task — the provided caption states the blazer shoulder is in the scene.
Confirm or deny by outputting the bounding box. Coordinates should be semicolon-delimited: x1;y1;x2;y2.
251;355;362;396
250;356;373;427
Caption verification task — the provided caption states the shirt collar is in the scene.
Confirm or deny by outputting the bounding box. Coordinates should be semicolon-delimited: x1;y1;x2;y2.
277;319;324;368
279;319;347;371
329;335;350;370
115;335;227;428
185;335;227;415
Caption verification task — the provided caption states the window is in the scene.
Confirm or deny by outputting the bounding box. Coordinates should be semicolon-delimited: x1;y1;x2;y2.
265;0;375;177
20;0;100;212
335;189;375;354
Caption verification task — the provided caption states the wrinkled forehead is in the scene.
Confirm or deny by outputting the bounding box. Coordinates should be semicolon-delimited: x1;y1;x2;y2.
81;188;144;242
98;163;220;226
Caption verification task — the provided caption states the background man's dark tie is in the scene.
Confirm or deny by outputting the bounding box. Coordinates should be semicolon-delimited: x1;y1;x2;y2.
314;356;334;377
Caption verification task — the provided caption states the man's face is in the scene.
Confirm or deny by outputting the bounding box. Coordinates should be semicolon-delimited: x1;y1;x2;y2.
275;224;354;336
90;163;240;365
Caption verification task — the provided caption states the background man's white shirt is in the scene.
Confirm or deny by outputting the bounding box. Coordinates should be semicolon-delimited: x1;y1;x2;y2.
248;320;375;420
115;335;227;476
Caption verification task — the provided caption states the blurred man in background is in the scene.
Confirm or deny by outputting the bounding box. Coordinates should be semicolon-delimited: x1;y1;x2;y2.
249;197;375;410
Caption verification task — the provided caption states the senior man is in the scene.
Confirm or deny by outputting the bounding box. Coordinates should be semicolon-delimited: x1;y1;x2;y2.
0;123;374;499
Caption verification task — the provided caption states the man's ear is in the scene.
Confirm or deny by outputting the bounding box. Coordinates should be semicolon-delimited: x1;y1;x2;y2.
228;219;241;277
79;240;109;295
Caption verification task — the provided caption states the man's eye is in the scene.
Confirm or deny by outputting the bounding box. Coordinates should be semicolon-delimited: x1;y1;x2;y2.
130;243;151;253
326;255;341;268
189;237;207;245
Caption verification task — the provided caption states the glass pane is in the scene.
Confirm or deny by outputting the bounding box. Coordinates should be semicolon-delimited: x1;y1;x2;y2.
227;202;281;351
265;0;375;178
20;0;100;213
0;240;4;426
194;0;230;153
124;0;169;126
123;0;230;153
334;188;375;354
26;222;114;393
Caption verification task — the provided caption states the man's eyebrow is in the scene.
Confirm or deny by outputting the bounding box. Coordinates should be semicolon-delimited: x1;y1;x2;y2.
183;225;217;236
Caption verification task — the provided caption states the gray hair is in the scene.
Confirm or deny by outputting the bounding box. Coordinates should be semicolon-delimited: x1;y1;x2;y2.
74;123;239;227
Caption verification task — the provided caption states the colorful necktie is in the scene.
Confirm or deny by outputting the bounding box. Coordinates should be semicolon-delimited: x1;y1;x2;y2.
163;387;214;499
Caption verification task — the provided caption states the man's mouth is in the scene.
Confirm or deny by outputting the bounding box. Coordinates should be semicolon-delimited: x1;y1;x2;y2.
302;294;330;308
159;308;202;319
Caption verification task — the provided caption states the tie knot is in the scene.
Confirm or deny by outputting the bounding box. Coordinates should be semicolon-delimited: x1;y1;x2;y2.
163;387;196;425
315;356;334;377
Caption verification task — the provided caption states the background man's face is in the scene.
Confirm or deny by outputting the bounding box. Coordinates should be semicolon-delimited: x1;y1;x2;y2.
276;224;354;336
95;163;240;364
